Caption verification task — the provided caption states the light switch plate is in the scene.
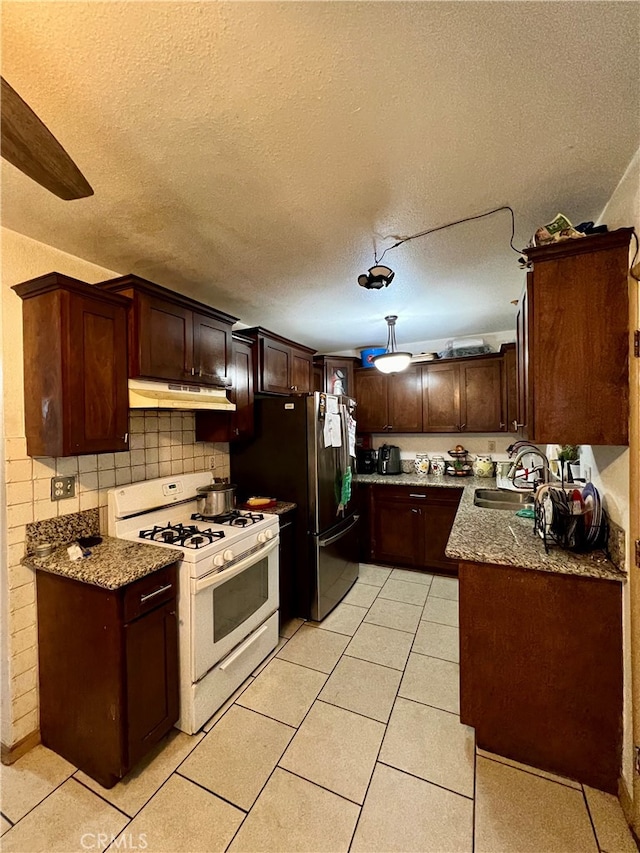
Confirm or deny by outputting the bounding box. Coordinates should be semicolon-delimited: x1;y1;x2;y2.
51;476;75;500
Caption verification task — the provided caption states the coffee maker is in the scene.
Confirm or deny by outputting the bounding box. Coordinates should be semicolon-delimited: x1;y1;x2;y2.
356;448;377;474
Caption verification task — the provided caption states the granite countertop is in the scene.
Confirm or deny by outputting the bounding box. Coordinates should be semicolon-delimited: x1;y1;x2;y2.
257;501;297;516
23;536;183;590
356;473;626;583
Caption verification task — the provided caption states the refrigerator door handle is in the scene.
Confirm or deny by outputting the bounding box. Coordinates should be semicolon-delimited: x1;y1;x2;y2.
318;514;360;548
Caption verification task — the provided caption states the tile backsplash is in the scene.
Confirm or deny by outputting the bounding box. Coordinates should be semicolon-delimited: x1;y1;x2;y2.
4;410;229;746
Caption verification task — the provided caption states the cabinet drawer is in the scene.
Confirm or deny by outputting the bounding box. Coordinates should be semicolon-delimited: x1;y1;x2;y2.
372;485;463;504
123;564;177;623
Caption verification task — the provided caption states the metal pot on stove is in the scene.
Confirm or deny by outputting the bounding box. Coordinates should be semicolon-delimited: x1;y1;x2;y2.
196;482;236;517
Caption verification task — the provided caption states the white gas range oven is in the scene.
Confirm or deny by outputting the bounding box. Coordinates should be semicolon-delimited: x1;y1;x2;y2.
108;472;279;734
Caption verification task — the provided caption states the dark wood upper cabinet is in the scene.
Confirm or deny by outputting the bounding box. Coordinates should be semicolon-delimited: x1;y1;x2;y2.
97;275;236;388
421;362;461;432
13;273;130;457
459;357;504;432
519;229;632;445
291;351;313;395
501;342;518;433
196;334;255;442
354;367;422;433
353;369;389;432
388;368;423;431
313;356;357;397
243;327;316;395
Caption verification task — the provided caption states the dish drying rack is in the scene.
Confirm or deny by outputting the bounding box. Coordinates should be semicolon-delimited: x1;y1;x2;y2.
533;486;607;554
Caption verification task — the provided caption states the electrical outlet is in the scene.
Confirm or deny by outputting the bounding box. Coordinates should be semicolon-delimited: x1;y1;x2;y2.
209;456;216;469
488;440;496;452
51;476;75;501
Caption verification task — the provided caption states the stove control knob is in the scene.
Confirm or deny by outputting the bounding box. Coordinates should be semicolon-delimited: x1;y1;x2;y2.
223;549;234;562
213;554;225;567
258;530;275;544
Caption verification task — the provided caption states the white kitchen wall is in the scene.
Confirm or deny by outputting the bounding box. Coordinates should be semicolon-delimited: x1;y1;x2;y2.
371;432;515;460
1;228;230;752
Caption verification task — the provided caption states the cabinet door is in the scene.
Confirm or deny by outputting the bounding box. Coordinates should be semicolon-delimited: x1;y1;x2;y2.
422;363;461;432
516;276;531;438
291;351;313;392
323;357;355;397
261;339;292;394
387;368;422;432
502;344;518;433
353;370;389;432
459;359;503;433
138;293;192;382
372;497;423;567
125;601;179;768
232;339;255;440
423;493;462;574
193;311;232;387
67;294;129;454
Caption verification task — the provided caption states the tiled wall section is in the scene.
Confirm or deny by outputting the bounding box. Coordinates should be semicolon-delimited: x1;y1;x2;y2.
4;410;229;746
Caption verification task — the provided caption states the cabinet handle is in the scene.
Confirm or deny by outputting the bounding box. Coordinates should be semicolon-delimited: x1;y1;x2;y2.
499;422;506;429
190;367;197;376
123;433;128;443
140;583;173;603
459;423;466;431
411;508;419;513
409;493;427;498
512;420;525;430
387;425;393;431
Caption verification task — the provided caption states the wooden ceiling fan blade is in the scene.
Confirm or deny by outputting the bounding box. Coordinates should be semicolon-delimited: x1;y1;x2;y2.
1;77;93;200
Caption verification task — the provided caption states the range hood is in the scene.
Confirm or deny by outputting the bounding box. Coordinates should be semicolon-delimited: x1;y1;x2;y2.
128;379;236;411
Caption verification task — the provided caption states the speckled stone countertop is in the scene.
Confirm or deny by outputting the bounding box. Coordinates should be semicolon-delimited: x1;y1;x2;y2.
243;501;296;516
22;537;183;590
356;473;625;582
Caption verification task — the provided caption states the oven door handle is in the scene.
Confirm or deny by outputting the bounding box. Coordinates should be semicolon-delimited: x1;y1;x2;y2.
192;536;280;593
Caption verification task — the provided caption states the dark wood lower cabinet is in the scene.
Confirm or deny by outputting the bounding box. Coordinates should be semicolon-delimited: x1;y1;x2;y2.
367;485;462;574
277;509;296;628
37;564;179;788
459;560;623;793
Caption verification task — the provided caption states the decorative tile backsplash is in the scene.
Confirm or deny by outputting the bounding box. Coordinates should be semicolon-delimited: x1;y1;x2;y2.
4;409;229;744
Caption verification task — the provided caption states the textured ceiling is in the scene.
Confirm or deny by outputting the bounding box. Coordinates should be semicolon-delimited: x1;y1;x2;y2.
2;1;639;353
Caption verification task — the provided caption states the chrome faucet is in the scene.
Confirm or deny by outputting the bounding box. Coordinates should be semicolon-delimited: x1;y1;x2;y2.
507;445;551;491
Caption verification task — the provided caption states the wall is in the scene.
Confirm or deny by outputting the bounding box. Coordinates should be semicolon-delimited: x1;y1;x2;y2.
371;432;515;461
590;148;640;801
1;228;229;750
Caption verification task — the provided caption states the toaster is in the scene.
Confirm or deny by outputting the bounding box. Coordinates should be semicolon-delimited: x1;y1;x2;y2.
377;444;401;475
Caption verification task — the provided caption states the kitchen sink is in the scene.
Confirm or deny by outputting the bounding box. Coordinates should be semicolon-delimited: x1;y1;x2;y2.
473;488;535;510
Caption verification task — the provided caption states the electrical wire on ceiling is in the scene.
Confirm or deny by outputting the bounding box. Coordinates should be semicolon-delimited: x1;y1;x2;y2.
373;204;522;266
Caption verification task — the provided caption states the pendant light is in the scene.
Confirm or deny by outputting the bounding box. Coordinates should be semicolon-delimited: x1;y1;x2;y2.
373;316;412;374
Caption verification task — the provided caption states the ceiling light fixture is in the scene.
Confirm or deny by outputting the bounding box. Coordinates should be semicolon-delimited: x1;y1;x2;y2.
357;205;522;289
372;315;412;374
357;265;395;290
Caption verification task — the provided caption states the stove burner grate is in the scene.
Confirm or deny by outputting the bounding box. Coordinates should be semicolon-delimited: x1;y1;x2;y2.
191;510;265;527
139;523;225;549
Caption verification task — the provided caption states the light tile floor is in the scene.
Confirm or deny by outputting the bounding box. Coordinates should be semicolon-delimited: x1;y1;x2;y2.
1;564;638;852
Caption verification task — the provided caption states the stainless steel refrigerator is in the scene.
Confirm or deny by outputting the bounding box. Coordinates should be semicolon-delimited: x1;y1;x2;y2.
230;392;359;621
